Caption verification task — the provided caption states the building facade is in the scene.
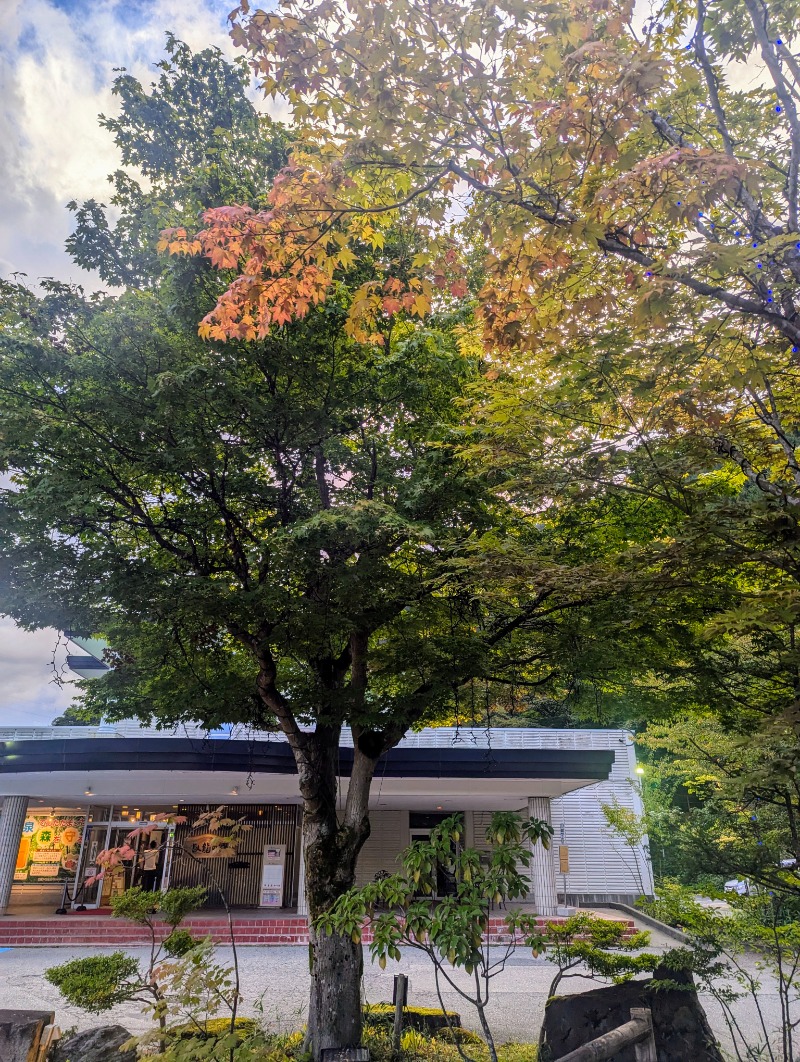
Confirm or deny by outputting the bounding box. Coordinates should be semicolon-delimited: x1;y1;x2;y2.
0;723;652;918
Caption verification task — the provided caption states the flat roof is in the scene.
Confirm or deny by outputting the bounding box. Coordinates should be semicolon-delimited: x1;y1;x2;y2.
0;726;626;810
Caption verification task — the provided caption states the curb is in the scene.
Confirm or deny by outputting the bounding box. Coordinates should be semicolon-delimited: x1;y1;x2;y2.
584;902;691;944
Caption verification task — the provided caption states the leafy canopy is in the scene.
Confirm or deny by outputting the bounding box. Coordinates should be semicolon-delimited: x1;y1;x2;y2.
165;0;800;365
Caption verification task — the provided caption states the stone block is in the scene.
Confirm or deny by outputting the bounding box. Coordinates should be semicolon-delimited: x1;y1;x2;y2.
540;965;725;1061
0;1010;54;1062
49;1025;136;1062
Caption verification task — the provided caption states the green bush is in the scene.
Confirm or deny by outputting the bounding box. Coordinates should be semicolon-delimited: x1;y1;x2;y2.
171;1017;259;1041
164;928;200;957
45;952;141;1013
360;1024;537;1061
435;1027;484;1045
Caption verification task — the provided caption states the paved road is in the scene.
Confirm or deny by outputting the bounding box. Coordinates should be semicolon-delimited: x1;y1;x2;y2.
0;938;784;1055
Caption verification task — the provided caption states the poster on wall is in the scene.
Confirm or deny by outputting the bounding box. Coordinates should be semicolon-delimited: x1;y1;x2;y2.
14;814;85;884
260;844;286;908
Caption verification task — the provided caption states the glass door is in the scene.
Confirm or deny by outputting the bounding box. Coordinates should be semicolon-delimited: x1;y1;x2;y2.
74;821;112;908
75;817;149;907
98;827;141;905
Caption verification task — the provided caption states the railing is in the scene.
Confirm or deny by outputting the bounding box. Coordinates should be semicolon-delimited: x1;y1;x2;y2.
554;1007;656;1062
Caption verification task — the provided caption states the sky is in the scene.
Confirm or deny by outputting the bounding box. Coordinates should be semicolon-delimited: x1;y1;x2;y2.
0;0;237;725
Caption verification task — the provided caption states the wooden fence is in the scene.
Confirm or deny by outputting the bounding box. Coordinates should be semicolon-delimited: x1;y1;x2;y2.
554;1007;657;1061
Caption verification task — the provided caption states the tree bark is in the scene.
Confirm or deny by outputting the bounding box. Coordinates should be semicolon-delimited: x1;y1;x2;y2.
298;731;377;1059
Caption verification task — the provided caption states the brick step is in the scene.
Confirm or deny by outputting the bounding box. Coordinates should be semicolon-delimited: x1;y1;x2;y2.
0;913;635;948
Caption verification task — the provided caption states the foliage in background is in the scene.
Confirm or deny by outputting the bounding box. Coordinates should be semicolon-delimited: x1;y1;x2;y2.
638;718;800;898
643;883;800;1061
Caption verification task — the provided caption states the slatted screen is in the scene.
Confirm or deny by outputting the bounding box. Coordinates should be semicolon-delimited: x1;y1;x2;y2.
169;804;301;908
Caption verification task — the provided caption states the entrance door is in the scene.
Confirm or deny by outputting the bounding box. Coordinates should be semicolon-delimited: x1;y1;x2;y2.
409;828;458;898
75;824;149;907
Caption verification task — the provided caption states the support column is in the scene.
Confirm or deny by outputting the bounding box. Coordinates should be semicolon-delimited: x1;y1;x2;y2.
0;797;29;915
527;796;558;917
296;825;307;917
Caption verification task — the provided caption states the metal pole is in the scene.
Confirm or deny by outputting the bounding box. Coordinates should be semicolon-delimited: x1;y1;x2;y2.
68;804;93;912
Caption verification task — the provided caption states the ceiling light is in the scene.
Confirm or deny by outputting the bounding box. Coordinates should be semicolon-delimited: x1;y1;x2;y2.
230;786;240;797
84;787;93;796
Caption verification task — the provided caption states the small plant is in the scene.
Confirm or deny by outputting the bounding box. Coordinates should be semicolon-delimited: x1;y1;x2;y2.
46;886;211;1049
320;811;552;1062
600;795;650;897
45;951;143;1013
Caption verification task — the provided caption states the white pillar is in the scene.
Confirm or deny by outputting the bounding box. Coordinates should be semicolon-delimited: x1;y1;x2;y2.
0;797;29;915
296;826;307;916
527;796;558;917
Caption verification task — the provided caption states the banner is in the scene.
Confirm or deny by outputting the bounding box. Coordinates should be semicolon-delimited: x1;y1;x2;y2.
14;814;85;884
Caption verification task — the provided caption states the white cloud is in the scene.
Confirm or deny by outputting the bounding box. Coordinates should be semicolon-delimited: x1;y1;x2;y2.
0;0;235;285
0;618;75;726
0;0;235;723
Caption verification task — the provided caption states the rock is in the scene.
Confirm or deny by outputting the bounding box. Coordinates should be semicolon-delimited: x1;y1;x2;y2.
0;1009;54;1062
50;1025;136;1062
540;965;725;1062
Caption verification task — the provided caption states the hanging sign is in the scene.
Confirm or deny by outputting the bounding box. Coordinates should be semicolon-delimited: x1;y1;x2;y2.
186;833;237;858
260;843;286;908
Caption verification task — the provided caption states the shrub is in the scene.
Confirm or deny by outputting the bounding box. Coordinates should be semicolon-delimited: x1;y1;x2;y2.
45;952;142;1013
171;1017;259;1041
164;928;200;957
363;1002;462;1033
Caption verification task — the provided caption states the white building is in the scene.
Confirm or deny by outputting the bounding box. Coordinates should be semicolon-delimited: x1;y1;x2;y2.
0;721;652;918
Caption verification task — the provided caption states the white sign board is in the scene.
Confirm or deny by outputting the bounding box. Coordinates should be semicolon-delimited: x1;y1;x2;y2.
260;843;286;908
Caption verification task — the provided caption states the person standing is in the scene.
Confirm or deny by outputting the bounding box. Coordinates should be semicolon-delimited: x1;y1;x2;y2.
139;841;160;892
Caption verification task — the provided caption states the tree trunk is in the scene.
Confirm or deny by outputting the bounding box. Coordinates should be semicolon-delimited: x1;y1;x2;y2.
298;731;376;1059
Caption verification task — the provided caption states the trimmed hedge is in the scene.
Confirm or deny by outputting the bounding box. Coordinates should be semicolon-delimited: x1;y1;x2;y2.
363;1003;462;1033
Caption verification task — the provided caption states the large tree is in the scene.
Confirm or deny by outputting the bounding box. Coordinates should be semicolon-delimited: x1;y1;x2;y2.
0;41;603;1056
179;0;800;787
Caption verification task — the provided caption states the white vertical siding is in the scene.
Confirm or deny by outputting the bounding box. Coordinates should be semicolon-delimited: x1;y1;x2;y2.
356;810;408;887
356;731;654;903
550;732;653;900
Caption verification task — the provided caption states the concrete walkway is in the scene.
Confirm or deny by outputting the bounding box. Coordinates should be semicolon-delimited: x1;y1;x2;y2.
0;913;784;1055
